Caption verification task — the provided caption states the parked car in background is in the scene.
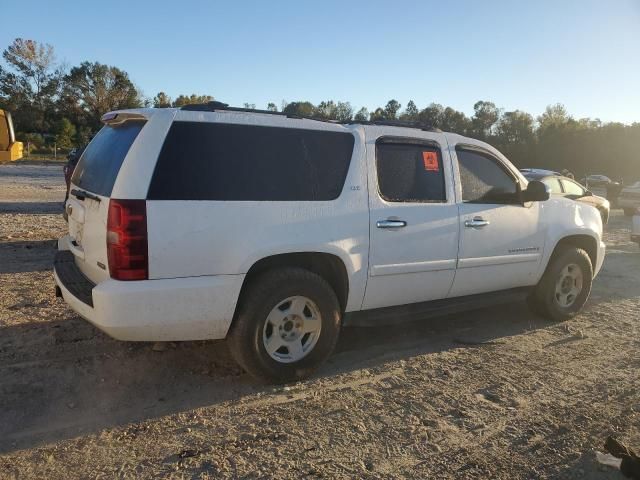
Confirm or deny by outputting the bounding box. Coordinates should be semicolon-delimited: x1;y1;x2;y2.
580;174;613;188
619;181;640;216
632;210;640;247
520;168;561;176
54;103;605;383
522;170;610;224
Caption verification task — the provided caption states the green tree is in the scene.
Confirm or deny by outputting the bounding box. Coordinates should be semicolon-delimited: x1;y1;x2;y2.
74;125;92;146
417;103;444;127
354;107;368;121
172;94;213;107
62;61;143;130
400;100;419;121
153;91;172;108
315;100;353;121
383;99;401;120
439;107;470;134
266;102;278;112
472;100;500;139
369;107;386;121
54;117;76;149
537;103;570;132
496;110;534;144
0;38;62;132
334;101;353;122
282;101;316;117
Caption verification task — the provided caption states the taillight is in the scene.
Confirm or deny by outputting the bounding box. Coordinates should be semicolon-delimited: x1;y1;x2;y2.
107;199;148;281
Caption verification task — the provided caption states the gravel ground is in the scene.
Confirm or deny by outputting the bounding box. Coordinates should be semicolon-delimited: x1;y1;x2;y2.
0;163;638;479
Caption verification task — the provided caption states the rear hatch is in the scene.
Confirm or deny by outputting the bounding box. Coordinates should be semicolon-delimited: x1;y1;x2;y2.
66;118;146;283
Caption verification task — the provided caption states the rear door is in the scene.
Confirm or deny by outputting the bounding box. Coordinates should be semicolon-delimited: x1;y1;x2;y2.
67;120;146;283
449;143;545;297
362;131;459;310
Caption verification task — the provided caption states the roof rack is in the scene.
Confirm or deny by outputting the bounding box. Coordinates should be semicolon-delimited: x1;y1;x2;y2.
342;119;440;132
180;101;440;132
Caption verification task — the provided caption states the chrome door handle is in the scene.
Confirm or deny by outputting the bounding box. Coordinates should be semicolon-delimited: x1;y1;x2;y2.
464;217;490;228
377;219;407;229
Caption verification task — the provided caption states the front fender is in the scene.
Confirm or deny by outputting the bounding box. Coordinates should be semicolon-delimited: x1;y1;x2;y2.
536;198;604;280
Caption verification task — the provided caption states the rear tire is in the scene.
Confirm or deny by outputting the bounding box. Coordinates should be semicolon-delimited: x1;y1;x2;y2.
227;267;341;383
527;246;593;322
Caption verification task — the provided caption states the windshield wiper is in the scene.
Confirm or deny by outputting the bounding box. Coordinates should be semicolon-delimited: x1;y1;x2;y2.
71;188;101;202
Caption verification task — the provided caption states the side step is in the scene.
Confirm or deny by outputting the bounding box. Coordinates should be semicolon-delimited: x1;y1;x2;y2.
343;287;532;327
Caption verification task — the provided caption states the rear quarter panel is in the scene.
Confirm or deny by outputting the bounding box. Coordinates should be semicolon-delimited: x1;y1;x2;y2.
146;126;370;312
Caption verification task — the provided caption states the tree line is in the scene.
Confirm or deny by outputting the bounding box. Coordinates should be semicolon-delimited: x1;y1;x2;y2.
0;38;638;181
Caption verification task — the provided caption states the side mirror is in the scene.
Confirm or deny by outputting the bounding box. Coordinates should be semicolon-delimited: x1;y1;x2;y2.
583;190;593;197
523;180;550;202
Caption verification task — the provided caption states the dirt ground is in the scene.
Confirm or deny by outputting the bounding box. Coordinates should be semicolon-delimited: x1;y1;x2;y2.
0;163;638;479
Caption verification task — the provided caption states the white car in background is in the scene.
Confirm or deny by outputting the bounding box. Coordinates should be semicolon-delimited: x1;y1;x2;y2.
618;181;640;216
632;210;640;247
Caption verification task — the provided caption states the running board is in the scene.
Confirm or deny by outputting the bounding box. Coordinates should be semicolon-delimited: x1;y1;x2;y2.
343;287;533;327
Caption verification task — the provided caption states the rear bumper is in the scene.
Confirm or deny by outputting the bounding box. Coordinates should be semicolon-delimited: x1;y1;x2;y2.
54;250;245;341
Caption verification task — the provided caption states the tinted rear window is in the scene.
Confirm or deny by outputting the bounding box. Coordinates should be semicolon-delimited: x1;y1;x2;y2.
148;122;355;201
71;122;144;197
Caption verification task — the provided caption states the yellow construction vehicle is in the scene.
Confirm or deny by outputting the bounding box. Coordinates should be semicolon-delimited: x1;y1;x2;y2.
0;109;23;161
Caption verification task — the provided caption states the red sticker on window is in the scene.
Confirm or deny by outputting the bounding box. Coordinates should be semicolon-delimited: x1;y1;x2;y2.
422;151;439;171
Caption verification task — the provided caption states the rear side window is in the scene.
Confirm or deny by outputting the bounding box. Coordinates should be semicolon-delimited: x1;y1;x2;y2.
457;148;519;204
376;142;446;202
71;122;145;197
148;122;355;201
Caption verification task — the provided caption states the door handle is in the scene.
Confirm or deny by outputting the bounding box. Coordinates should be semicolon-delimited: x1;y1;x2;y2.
377;219;407;229
464;217;490;228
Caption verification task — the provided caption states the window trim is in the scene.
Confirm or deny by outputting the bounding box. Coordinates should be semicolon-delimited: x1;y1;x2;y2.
455;144;523;205
375;136;447;204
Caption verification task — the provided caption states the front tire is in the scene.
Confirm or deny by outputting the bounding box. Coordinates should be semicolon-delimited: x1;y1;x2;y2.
227;268;341;383
527;246;593;322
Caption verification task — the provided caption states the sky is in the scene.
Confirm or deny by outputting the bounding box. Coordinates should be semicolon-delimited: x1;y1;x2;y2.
3;0;640;123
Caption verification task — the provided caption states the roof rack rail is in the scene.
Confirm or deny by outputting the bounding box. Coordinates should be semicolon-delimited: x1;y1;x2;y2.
180;101;304;119
344;119;440;132
179;101;440;132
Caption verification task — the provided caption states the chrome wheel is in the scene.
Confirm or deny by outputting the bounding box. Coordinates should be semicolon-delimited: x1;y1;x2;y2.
554;263;583;308
262;296;322;363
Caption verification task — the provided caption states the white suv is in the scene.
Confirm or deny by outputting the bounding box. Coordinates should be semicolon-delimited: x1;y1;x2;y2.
54;102;605;382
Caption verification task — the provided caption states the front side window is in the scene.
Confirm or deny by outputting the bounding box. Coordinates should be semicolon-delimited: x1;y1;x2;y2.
561;179;585;196
457;148;519;204
376;141;446;202
148;122;355;201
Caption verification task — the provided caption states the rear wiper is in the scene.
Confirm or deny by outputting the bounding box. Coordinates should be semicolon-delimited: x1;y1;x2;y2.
71;188;101;202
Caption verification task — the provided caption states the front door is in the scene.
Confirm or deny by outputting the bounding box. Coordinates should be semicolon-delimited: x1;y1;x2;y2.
362;131;459;310
449;144;545;297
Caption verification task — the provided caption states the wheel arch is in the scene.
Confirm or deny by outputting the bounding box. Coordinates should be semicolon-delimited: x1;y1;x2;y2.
236;252;350;314
549;234;598;270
